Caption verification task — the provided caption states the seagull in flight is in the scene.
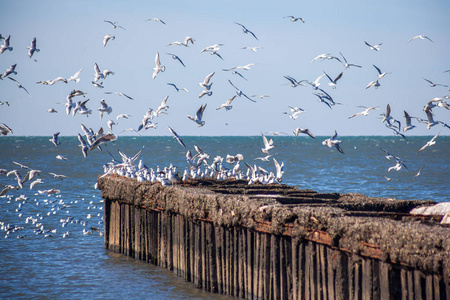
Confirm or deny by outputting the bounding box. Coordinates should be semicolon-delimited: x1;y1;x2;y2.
167;83;188;92
284;16;305;23
187;104;207;127
93;63;114;82
27;37;40;58
260;133;275;154
168;126;186;148
103;34;115;47
228;80;256;102
339;52;362;69
423;78;448;88
0;35;13;54
50;132;61;146
418;132;439;152
373;65;391;79
283;75;307;87
293;128;315;138
403;111;416;132
235;22;258;40
322;130;344;153
348;106;379;119
153;52;165;79
242;46;262;52
222;69;248;80
104;20;125;30
8;77;30;96
408;35;432;43
1;64;17;79
323;71;343;89
381;104;401;131
104;91;134;100
216;95;236;111
67;68;83;83
199;72;215;90
166;53;186;67
311;54;341;63
366;79;380;89
365;41;382;51
421;108;450;130
146;18;166;25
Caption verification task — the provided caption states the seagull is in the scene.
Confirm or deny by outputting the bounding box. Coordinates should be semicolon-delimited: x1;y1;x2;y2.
216;95;236;111
260;133;275;154
198;90;213;98
312;93;332;109
103;34;115;47
187;104;207;127
8;77;30;96
283;110;304;120
323;71;343;89
116;114;131;120
410;165;426;182
146;18;166;24
48;172;67;180
365;41;382;51
252;95;270;99
56;155;67;161
1;64;17;79
50;132;61;146
311;54;341;63
93;63;114;82
166;53;185;67
0;35;13;54
104;20;125;30
273;158;284;182
12;161;29;169
47;108;57;113
199;72;215;90
403;111;416;132
27;37;39;58
38;188;61;195
222;69;248;80
37;77;68;85
254;154;272;162
366;79;380;89
408;35;433;43
423;78;448;88
231;63;255;71
0;123;13;135
418;132;439;152
152;52;165;79
308;74;326;90
284;16;305;23
92;81;104;88
422;108;450;130
209;50;223;60
72;99;91;116
373;65;391;80
283;75;307;87
168;126;186;148
348;106;379;119
67;68;83;83
77;133;89;158
0;185;19;196
339;52;362;69
89;132;117;150
107;120;117;131
228;80;256;102
154;96;169;117
322;130;344;153
382;104;401;131
293;128;315;138
235;22;258;40
30;179;44;189
167;83;188;92
242;46;262;52
98;99;112;118
104;91;133;100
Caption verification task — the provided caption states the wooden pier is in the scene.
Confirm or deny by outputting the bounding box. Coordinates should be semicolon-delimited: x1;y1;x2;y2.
99;175;450;299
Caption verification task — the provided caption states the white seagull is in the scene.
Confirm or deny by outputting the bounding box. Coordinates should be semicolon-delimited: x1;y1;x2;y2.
322;130;344;154
365;41;382;51
146;18;166;25
27;37;40;58
235;22;258;40
373;65;391;80
93;63;114;82
284;16;305;23
423;78;448;88
104;20;125;30
199;72;215;90
103;34;115;47
67;68;83;83
216;95;236;111
0;35;13;54
152;52;165;79
293;128;315;138
187;104;207;127
168;126;186;148
323;71;343;89
260;133;275;154
418;132;439;152
348;106;379;119
408;35;433;43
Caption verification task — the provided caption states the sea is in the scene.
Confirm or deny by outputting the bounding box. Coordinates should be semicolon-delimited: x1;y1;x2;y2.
0;135;449;299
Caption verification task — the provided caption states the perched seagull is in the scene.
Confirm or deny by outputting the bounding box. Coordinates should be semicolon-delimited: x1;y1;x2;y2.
364;41;382;51
366;79;380;89
146;18;166;25
103;34;115;47
27;37;39;58
1;64;17;79
77;133;89;158
408;35;433;43
293;128;315;138
104;20;125;30
216;95;236;111
0;123;13;135
403;111;416;132
260;133;275;154
283;75;307;87
187;104;207;127
166;53;185;67
322;130;344;154
47;108;58;113
423;78;448;88
0;35;13;54
50;132;61;146
93;63;114;82
242;46;262;52
284;16;305;23
167;83;188;92
348;106;379;119
152;52;165;79
373;65;391;80
104;91;133;100
107;120;117;131
234;22;258;40
228;80;256;102
323;71;343;89
199;72;215;90
168;126;186;148
339;52;362;69
67;68;83;83
8;77;30;96
418;132;439;152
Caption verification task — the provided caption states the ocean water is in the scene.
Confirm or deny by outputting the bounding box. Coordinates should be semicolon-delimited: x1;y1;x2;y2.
0;135;449;298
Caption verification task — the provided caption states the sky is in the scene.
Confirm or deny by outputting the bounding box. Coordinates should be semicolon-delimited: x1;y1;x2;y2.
0;0;449;137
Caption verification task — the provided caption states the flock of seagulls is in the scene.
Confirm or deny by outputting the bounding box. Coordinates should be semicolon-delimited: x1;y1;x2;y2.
0;13;449;199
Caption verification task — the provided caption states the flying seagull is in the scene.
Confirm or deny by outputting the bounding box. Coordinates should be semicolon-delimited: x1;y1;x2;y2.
418;132;439;152
187;104;207;127
216;95;236;111
27;37;40;58
423;78;448;88
168;126;186;148
322;130;344;153
166;53;186;67
284;16;305;23
0;35;13;54
104;91;134;100
348;106;379;119
50;132;61;146
146;18;166;25
234;22;258;40
152;52;165;79
339;52;361;69
103;34;115;47
408;35;432;43
293;128;315;138
364;41;382;51
104;20;125;30
167;83;188;92
8;77;30;96
228;80;256;102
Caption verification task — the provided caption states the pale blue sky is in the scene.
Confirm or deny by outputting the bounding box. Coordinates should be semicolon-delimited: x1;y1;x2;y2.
0;0;449;136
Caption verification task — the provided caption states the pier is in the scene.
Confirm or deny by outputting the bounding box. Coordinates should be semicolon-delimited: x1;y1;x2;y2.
99;175;449;299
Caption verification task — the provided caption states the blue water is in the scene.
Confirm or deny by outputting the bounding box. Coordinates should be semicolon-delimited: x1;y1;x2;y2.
0;135;449;298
